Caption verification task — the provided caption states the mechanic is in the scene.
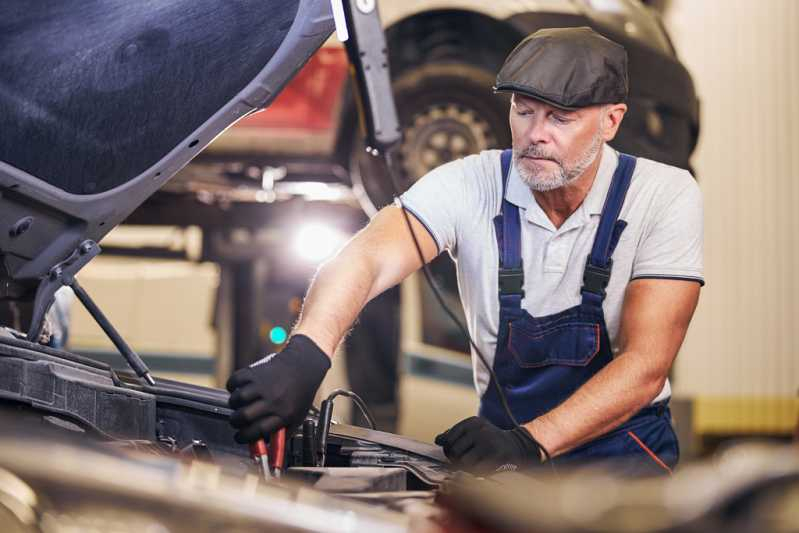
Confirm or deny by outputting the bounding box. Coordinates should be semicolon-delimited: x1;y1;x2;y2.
227;27;703;477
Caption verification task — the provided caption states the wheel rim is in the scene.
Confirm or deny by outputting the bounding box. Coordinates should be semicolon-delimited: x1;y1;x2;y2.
350;99;501;216
399;103;496;179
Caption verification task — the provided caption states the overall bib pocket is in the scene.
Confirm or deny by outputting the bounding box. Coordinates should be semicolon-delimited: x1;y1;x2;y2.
508;320;601;368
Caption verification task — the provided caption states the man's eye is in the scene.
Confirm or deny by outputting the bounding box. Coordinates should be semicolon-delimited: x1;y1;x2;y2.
516;109;533;116
552;115;571;124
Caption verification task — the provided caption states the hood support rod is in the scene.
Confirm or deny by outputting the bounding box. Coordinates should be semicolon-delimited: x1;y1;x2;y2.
27;240;156;386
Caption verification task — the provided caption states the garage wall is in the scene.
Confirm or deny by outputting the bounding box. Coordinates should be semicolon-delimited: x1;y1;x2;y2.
663;0;799;431
68;256;220;387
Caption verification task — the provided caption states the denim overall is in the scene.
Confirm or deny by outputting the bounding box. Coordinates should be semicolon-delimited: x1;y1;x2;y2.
479;150;679;477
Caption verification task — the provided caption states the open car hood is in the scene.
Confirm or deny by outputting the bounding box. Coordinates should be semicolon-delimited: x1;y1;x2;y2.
0;0;334;302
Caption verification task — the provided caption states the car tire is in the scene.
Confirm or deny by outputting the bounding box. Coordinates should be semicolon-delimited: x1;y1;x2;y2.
349;61;511;216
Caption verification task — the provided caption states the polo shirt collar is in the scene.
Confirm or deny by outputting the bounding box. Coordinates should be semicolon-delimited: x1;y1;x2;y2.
504;144;618;231
582;143;618;216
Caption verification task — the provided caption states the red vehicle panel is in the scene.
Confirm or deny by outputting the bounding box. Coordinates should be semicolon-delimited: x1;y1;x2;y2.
235;47;349;132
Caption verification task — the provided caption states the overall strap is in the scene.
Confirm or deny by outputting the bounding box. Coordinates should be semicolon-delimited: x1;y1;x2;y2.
581;153;637;307
493;149;523;310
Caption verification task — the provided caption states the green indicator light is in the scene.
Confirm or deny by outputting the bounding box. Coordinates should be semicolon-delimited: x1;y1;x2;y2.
269;326;288;345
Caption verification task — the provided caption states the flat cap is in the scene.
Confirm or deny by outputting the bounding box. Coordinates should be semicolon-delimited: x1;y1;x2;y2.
494;27;628;110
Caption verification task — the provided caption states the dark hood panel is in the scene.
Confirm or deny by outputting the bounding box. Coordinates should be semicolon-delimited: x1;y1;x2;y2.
1;0;301;195
0;0;334;290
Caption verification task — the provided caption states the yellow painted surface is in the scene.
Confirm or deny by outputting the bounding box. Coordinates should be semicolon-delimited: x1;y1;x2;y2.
694;397;799;435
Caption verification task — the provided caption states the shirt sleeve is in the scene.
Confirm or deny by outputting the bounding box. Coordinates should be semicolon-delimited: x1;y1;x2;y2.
631;170;705;285
397;155;482;254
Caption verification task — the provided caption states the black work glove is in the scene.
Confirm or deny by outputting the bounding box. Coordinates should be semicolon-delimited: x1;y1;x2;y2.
435;416;542;474
226;334;330;444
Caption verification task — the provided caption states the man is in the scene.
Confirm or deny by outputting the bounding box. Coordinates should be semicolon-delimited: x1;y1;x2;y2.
226;27;703;476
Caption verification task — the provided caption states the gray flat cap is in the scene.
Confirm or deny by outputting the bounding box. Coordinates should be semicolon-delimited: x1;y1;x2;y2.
494;27;628;110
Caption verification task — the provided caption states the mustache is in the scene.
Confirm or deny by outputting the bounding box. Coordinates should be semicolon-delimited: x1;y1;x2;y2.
516;145;561;165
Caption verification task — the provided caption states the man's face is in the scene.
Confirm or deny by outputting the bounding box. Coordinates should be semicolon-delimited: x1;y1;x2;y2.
509;94;605;191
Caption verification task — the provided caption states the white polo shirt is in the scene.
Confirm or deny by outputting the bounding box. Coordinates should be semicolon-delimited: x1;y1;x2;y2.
399;144;704;404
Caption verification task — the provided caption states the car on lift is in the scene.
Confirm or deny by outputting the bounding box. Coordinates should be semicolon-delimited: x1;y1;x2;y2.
149;0;698;222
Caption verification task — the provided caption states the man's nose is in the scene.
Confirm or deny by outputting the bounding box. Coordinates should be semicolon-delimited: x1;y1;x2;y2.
526;116;550;144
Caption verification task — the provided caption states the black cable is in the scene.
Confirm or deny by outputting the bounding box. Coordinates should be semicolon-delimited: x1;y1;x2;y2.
326;388;377;430
381;148;553;466
315;388;377;467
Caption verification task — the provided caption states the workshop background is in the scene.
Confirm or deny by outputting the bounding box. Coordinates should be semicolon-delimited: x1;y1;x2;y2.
663;0;798;447
64;0;799;460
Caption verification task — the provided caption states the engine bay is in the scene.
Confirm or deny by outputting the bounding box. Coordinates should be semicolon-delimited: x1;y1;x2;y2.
2;332;799;533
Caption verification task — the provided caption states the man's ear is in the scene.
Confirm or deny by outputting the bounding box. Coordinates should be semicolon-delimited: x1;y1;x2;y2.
600;103;628;142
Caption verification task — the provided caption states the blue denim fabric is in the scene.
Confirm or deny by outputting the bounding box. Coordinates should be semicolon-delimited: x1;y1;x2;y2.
479;302;612;427
480;150;679;477
555;404;680;477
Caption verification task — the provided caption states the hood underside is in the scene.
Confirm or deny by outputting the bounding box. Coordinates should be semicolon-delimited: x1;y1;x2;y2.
0;0;334;297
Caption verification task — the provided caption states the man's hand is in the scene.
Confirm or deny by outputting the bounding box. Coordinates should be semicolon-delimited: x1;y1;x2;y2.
435;417;541;474
226;334;330;444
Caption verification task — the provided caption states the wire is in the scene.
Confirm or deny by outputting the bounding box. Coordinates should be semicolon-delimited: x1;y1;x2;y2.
381;148;553;467
326;388;377;430
315;388;378;467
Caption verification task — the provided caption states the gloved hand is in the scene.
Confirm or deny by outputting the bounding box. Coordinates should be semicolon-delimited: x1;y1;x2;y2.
435;416;542;474
226;334;330;444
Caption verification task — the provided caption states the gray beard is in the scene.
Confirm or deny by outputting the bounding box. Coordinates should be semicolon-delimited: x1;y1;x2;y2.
514;132;603;192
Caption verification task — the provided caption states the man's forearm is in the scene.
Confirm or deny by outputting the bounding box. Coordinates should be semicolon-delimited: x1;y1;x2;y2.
292;249;380;357
290;206;439;358
525;351;666;458
525;279;698;460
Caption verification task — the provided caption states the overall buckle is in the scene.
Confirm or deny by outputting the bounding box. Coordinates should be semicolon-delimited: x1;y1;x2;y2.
582;257;612;298
499;266;525;297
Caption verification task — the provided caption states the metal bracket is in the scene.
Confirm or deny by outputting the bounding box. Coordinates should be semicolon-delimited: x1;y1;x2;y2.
27;239;155;386
498;266;525;296
28;240;99;343
581;257;613;298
